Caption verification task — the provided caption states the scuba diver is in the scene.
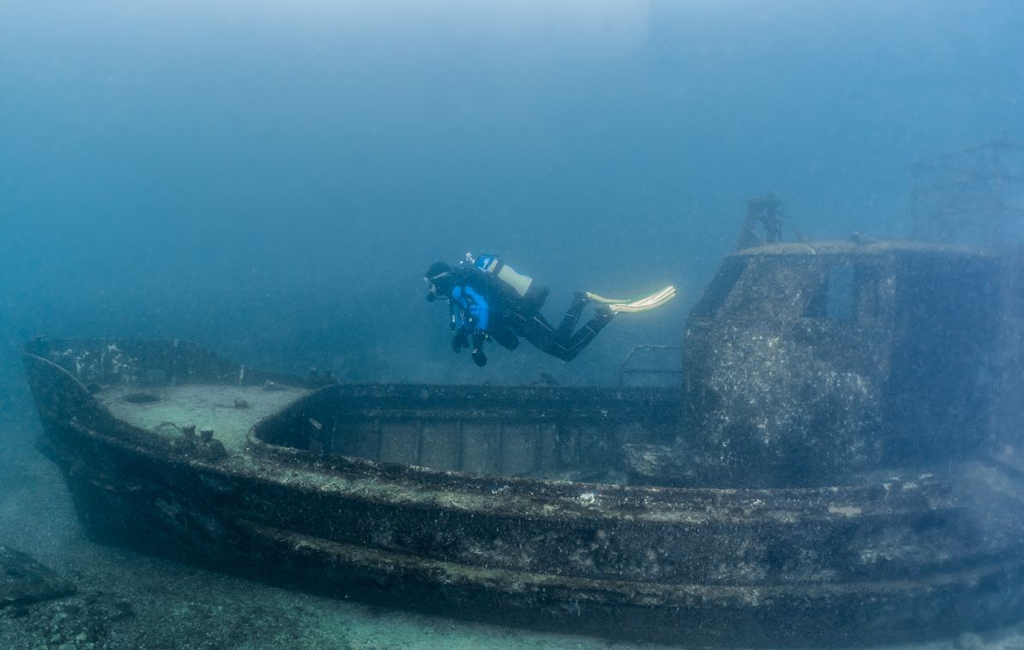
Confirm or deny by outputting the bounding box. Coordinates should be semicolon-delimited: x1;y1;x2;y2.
425;254;676;367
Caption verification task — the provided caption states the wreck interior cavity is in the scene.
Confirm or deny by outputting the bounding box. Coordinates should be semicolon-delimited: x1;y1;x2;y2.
252;385;677;481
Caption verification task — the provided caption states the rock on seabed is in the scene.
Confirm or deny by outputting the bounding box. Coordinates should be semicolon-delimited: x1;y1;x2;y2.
0;546;76;609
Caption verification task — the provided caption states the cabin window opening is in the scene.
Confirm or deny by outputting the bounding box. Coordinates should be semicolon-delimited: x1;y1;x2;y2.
855;265;881;321
826;265;856;320
806;264;856;321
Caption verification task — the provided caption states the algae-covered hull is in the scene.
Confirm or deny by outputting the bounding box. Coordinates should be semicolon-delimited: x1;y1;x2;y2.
22;338;1024;647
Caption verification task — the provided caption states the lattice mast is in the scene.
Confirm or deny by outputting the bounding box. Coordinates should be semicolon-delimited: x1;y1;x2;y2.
910;138;1024;246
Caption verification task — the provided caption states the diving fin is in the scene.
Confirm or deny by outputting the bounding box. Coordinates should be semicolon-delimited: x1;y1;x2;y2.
584;291;631;305
608;285;677;314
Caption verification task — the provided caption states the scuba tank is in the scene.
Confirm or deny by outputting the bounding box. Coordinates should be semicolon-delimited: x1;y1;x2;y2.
466;253;549;310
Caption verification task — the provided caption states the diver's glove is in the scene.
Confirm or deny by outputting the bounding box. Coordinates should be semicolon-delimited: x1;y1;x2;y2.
472;348;487;367
471;331;487;367
451;332;468;353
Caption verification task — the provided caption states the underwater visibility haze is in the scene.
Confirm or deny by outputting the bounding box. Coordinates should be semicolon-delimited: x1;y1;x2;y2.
1;1;1023;649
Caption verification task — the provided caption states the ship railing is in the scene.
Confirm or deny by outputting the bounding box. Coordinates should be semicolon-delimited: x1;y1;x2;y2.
617;344;683;388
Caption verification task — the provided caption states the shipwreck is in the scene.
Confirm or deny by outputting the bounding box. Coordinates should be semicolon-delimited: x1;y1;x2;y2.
23;240;1024;647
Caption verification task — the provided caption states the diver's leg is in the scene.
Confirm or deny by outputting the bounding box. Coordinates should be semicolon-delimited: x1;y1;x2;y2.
555;307;615;362
555;292;589;339
490;326;520;351
517;307;613;362
514;311;572;361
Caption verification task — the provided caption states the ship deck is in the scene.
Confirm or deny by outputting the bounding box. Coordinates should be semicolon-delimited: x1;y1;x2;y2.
97;384;312;452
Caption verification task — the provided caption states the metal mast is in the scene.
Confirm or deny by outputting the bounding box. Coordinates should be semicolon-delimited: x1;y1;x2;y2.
910;137;1024;246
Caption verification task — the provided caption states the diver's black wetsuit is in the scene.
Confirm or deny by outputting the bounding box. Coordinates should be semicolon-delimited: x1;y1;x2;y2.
445;260;614;363
504;293;613;362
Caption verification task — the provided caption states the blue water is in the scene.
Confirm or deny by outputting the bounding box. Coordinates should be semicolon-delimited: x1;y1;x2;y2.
2;0;1021;388
0;2;1022;646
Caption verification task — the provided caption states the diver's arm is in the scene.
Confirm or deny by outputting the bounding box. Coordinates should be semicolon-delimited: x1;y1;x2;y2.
451;331;468;352
450;288;474;332
462;285;490;332
450;284;489;366
462;285;490;367
449;290;471;353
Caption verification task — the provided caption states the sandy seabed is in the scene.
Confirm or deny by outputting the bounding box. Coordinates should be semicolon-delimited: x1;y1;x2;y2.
2;415;1023;650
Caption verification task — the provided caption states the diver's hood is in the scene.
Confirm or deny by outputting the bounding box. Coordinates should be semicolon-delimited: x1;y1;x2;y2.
424;261;454;301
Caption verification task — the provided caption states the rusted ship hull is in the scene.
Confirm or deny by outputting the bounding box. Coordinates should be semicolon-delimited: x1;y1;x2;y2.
23;337;1024;646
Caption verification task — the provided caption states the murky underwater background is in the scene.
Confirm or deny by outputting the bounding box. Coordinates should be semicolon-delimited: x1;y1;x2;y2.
1;1;1023;648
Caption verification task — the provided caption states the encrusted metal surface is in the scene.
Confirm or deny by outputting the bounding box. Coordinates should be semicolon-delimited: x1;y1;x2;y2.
21;243;1024;650
679;242;1002;487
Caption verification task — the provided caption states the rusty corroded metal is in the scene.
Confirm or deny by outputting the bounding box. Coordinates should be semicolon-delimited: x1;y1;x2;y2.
21;242;1024;646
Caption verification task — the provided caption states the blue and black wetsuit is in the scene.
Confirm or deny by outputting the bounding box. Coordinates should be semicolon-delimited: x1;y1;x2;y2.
446;258;614;363
448;272;501;351
447;268;517;361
